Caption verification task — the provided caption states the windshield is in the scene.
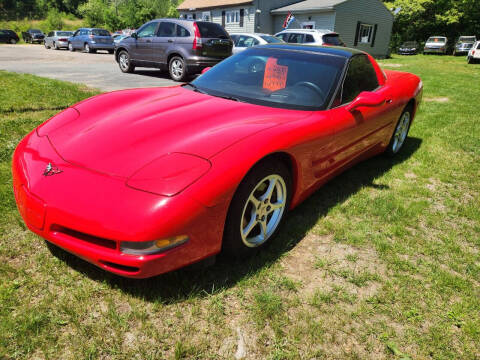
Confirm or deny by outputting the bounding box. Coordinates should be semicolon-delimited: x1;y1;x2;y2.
195;21;229;39
459;36;475;43
260;35;283;43
427;37;446;43
323;34;344;46
189;48;346;111
402;41;417;47
90;29;110;36
31;29;42;33
57;31;73;36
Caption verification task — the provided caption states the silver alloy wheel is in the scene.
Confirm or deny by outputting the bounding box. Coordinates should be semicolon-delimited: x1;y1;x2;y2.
68;43;73;51
171;59;183;79
240;174;287;247
10;39;16;44
85;43;90;52
119;53;129;71
392;111;410;153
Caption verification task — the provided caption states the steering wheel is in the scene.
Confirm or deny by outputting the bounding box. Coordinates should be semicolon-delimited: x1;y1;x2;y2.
294;81;326;100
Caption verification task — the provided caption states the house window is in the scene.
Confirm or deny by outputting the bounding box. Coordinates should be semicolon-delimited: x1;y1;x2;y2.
202;11;211;21
186;13;195;20
357;23;373;44
226;10;240;24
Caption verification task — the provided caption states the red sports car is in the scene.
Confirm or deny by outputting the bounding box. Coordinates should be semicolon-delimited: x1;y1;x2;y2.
12;45;422;278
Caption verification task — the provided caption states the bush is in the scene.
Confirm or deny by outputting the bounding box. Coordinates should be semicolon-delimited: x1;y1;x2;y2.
43;9;64;30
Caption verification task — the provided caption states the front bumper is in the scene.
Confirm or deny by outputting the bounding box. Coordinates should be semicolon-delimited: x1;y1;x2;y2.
12;130;224;278
398;49;417;55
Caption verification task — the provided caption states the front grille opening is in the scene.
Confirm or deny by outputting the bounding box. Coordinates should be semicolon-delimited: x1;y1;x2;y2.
100;261;139;274
50;225;117;250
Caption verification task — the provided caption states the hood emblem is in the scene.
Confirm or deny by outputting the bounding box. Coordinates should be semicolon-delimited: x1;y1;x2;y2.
43;163;63;176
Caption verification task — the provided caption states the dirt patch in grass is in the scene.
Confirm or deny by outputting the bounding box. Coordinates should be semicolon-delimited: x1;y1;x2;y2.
423;97;450;103
280;233;386;300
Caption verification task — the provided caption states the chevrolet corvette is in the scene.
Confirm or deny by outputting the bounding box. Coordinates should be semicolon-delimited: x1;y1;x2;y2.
12;44;423;278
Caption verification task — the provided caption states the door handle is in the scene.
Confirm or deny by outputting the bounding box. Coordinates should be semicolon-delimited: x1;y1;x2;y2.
168;39;174;43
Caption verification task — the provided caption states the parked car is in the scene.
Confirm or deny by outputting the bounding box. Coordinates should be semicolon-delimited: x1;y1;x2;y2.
13;45;422;278
68;28;114;53
398;41;419;55
22;29;45;44
230;33;284;54
115;19;233;81
453;36;476;56
423;36;448;55
0;29;19;44
44;30;74;50
467;41;480;64
275;29;345;46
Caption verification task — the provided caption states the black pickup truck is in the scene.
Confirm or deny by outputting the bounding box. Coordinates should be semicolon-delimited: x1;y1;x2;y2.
22;29;45;43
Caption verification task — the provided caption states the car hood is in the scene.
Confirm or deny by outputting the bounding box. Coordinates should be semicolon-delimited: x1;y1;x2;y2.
43;86;310;178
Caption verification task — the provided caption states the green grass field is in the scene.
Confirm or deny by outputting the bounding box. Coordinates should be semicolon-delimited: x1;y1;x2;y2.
0;55;479;359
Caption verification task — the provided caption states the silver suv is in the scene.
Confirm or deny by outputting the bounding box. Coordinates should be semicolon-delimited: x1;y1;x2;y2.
115;19;233;81
275;29;345;46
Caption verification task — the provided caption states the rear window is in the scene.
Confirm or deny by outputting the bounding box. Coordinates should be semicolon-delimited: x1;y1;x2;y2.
477;43;480;49
90;29;110;36
323;34;343;46
57;31;73;36
459;36;476;43
427;37;446;43
259;35;283;43
31;29;42;33
195;21;228;39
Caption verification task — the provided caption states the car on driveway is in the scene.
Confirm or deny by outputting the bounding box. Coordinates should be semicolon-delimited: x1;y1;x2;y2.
22;29;45;44
423;36;448;55
0;29;19;44
13;44;422;278
467;41;480;64
115;19;233;81
230;33;283;54
44;30;74;50
68;28;114;53
275;29;345;46
398;41;419;55
453;36;476;56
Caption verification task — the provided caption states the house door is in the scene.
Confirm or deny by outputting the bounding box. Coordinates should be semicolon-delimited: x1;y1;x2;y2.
302;21;315;29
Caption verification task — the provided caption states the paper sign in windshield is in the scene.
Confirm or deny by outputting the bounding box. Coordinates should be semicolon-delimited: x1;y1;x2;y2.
263;57;288;92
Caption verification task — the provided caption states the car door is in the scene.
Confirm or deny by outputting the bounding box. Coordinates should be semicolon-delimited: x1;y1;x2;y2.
0;30;7;43
131;21;159;62
330;54;394;166
152;21;176;65
71;30;80;48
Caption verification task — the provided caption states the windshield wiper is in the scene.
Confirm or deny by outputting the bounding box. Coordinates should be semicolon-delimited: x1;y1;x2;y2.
183;83;207;94
213;94;241;102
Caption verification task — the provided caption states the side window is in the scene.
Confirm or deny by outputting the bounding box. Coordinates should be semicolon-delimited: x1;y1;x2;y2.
236;35;248;47
137;22;158;38
243;36;256;47
73;30;79;37
341;55;379;105
305;34;315;43
176;25;190;37
158;22;176;37
230;34;239;45
288;33;304;43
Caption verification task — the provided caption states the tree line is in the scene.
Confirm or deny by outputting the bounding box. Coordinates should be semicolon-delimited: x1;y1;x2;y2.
1;0;479;44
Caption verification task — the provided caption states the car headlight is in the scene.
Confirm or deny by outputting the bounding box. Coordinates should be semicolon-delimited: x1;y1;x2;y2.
121;235;189;255
126;153;211;196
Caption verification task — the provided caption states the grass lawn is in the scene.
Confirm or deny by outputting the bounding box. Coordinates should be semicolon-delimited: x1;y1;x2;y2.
0;55;479;359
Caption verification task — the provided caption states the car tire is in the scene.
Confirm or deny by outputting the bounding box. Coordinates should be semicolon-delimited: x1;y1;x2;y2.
118;50;135;73
385;105;413;157
53;41;58;50
223;159;292;258
68;42;74;52
44;41;49;49
84;43;93;53
10;38;16;44
169;56;188;82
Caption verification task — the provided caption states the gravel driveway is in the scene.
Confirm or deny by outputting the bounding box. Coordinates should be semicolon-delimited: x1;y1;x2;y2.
0;44;179;91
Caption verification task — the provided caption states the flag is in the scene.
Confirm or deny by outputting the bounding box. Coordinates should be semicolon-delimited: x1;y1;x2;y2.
283;12;295;29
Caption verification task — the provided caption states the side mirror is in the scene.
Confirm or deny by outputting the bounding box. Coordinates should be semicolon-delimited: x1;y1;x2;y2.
201;67;212;74
131;32;138;39
345;91;386;112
